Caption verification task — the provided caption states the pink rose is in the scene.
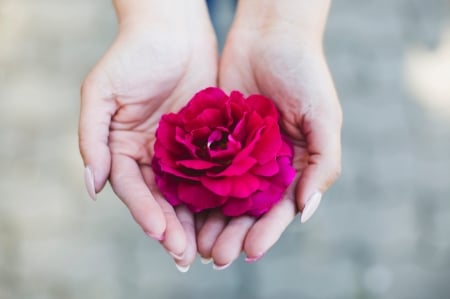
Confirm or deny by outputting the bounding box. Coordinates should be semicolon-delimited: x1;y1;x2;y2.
152;87;295;217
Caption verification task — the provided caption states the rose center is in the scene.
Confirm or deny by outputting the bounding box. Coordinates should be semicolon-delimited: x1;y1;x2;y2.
207;130;228;150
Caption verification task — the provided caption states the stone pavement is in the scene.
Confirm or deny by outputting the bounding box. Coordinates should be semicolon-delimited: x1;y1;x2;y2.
0;0;449;298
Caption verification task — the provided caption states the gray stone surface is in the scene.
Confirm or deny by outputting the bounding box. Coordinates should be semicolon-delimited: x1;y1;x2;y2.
1;0;449;298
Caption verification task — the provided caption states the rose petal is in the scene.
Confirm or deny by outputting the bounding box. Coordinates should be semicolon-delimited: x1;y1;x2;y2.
247;186;284;216
200;176;231;197
178;181;226;211
233;127;262;163
228;173;260;198
231;114;247;142
156;114;184;154
152;160;182;206
246;94;279;119
250;120;282;164
201;173;261;198
209;134;241;160
207;156;257;177
244;111;264;143
182;88;228;119
278;136;294;157
221;196;253;217
175;127;200;158
271;156;296;188
176;159;221;170
185;108;225;131
207;129;223;147
251;159;279;177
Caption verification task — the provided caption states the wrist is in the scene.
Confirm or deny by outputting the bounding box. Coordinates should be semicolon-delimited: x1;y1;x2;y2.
231;0;331;46
113;0;207;30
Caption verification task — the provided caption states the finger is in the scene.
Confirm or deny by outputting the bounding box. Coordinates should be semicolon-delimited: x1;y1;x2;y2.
244;196;296;261
141;166;186;260
297;113;342;223
197;210;228;261
110;154;166;239
195;211;208;235
79;77;117;199
173;205;197;272
211;215;256;270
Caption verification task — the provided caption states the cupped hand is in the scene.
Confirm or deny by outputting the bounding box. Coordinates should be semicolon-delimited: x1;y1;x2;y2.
197;6;342;268
79;2;217;270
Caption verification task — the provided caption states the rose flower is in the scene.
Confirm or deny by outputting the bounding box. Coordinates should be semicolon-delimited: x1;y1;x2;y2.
152;87;295;217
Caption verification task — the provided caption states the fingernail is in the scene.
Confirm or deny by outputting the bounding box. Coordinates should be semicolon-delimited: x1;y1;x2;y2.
169;251;185;260
213;262;231;271
84;166;96;201
200;257;213;264
144;231;164;241
245;254;263;263
175;263;190;273
301;191;322;223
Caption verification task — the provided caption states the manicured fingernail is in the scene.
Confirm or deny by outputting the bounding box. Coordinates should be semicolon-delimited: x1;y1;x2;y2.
169;251;184;260
200;257;213;264
301;191;322;223
144;231;164;241
175;263;190;273
213;262;231;271
245;254;263;263
84;166;96;201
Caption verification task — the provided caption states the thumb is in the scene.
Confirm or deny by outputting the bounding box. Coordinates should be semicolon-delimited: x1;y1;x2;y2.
78;77;117;200
296;110;342;223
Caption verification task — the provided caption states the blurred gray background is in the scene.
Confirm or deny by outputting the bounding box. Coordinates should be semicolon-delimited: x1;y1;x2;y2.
1;0;450;298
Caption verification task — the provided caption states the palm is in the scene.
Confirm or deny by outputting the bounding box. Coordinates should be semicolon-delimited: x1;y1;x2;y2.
104;29;217;164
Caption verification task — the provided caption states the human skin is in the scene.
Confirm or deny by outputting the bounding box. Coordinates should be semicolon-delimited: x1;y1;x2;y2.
79;0;341;272
78;0;218;271
196;0;342;269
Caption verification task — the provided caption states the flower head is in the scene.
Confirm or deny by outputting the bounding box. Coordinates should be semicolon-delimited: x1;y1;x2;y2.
152;87;295;217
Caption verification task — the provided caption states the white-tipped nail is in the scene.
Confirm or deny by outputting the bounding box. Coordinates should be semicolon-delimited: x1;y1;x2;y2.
213;262;231;271
169;251;184;260
200;257;213;264
84;166;96;201
175;263;190;273
301;191;322;223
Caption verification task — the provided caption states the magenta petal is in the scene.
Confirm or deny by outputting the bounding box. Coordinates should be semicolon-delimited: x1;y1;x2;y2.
176;159;220;170
208;157;257;177
233;127;262;163
177;181;226;211
185;108;225;130
175;127;200;158
202;172;260;198
278;136;294;157
228;173;260;198
153;160;182;206
251;159;279;177
200;176;232;196
246;94;279;119
221;196;253;217
156;114;184;154
207;129;223;146
271;157;296;188
184;88;228;115
247;186;284;216
231;115;247;142
209;135;241;160
250;121;282;164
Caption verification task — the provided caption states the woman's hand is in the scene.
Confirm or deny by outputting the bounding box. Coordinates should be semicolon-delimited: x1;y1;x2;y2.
78;0;218;271
197;0;342;269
